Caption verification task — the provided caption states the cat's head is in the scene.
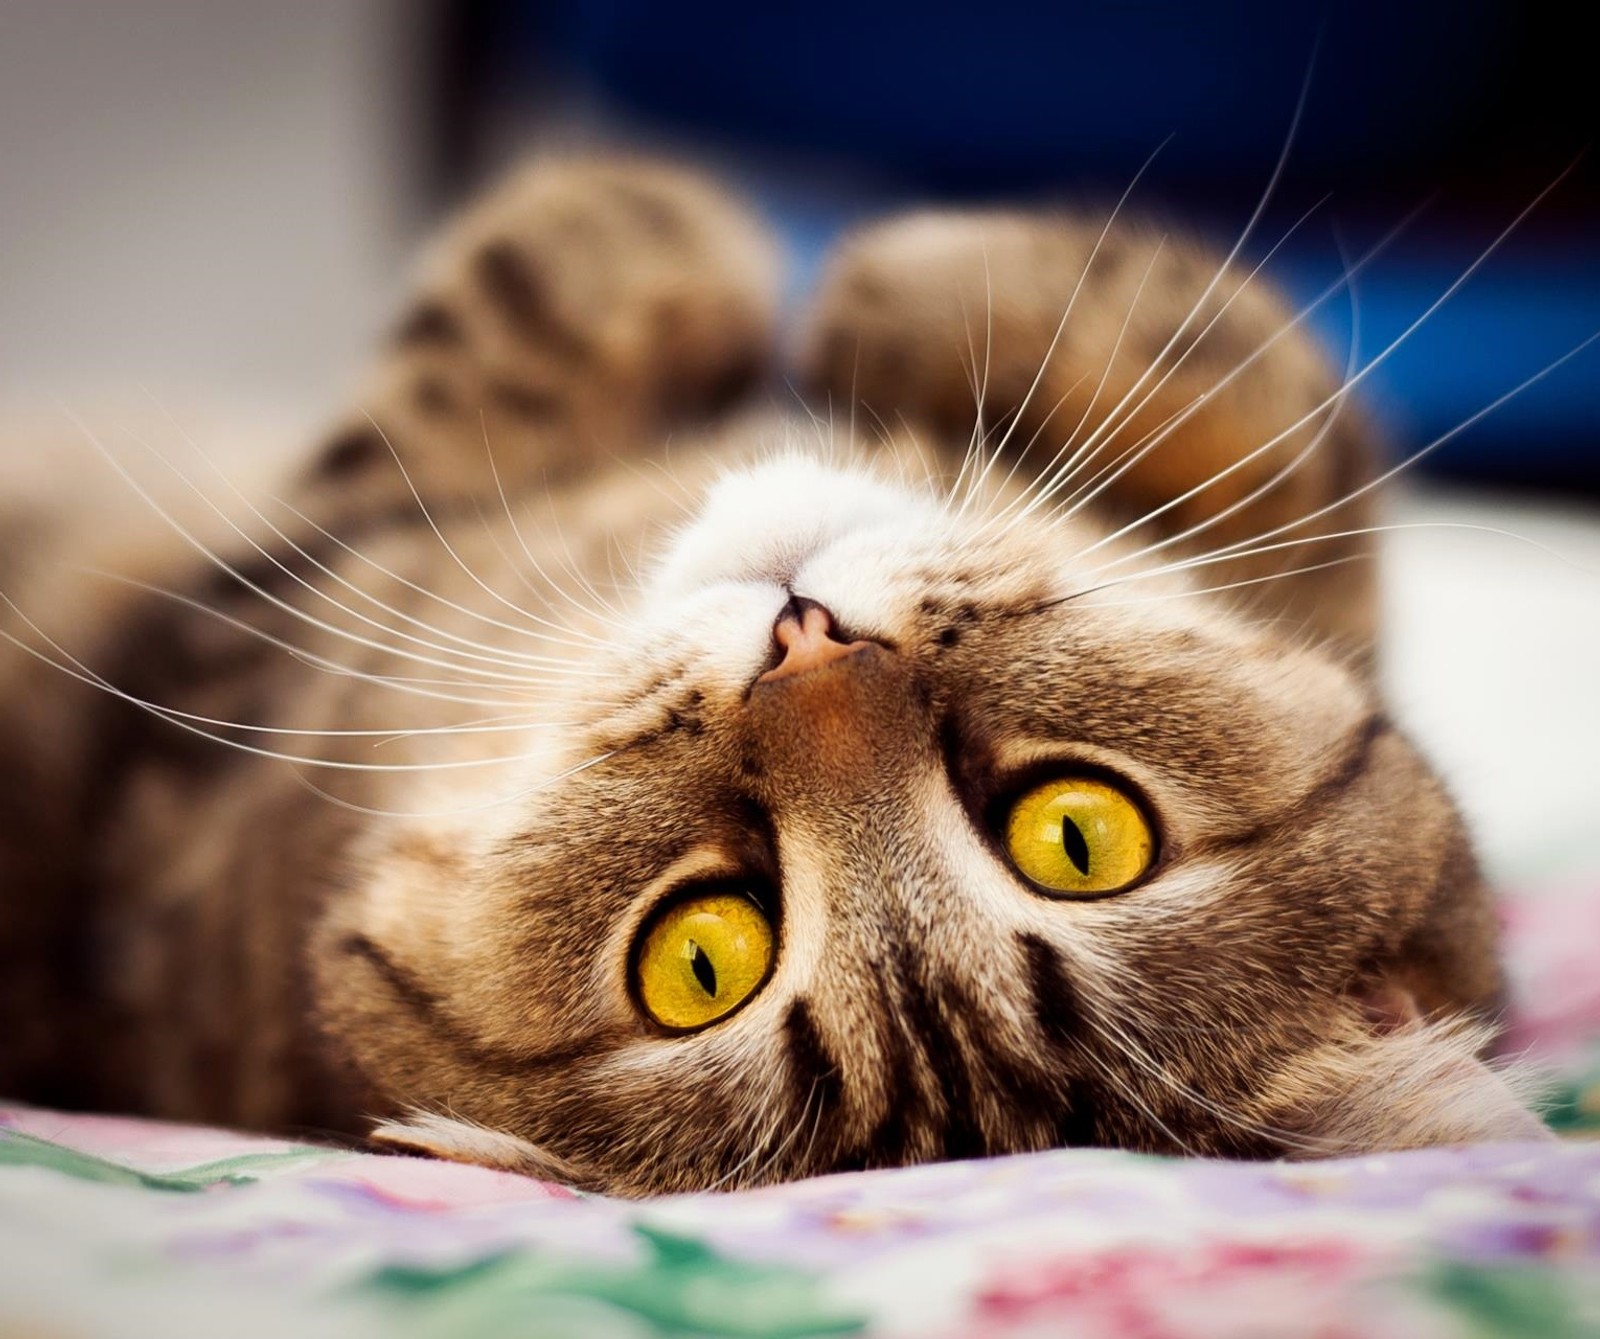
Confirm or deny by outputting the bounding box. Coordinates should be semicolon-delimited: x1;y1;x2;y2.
321;445;1543;1195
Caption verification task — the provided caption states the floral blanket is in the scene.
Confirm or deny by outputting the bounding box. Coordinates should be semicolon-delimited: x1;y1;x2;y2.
4;880;1598;1339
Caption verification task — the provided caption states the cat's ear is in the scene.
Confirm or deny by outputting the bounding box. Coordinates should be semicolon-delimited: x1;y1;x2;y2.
369;1111;588;1183
1259;1014;1552;1157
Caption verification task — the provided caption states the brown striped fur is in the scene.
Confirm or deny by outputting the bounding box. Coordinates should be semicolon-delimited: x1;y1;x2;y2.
0;157;1542;1193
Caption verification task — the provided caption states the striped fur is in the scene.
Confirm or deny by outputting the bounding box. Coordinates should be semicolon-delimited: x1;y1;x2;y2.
0;157;1539;1194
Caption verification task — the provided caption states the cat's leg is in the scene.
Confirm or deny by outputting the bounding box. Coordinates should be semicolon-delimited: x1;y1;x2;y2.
800;211;1379;663
288;156;780;536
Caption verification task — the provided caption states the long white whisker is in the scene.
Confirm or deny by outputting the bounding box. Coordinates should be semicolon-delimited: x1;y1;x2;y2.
143;394;605;664
1070;227;1367;569
956;138;1176;516
481;415;633;633
77;570;572;706
1066;519;1587;613
1064;162;1584;553
361;411;610;637
1000;75;1313;530
978;237;1173;525
1086;1000;1341;1156
54;408;596;687
124;423;593;674
1081;328;1600;584
287;748;617;819
1014;195;1342;528
275;497;615;657
0;591;562;773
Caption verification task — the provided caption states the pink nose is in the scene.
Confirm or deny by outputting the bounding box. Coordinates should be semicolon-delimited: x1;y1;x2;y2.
756;599;870;684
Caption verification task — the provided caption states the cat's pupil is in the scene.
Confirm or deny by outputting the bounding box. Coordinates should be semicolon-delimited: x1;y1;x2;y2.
689;942;718;997
1062;818;1091;877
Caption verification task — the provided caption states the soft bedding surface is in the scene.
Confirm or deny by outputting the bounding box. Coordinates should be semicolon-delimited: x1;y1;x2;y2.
4;492;1598;1339
3;870;1597;1339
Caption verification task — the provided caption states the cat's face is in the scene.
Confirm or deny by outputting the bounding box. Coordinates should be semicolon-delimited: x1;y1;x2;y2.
328;450;1537;1195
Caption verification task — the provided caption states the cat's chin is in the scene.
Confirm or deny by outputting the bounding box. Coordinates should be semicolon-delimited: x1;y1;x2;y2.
649;452;941;600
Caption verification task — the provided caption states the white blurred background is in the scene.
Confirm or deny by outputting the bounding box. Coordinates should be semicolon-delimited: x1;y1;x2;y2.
0;2;427;421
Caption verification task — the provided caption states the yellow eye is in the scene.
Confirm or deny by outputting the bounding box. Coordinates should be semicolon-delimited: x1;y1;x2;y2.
634;892;775;1031
1004;775;1155;896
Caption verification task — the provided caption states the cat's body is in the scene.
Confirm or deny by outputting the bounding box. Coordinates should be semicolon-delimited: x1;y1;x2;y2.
0;159;1542;1193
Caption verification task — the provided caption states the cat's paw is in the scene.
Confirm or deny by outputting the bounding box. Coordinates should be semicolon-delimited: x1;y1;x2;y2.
305;157;781;502
1260;1018;1556;1157
801;211;1079;441
426;156;779;420
800;209;1381;658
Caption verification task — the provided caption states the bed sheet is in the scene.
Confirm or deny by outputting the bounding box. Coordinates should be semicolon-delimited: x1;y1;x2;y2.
3;869;1596;1339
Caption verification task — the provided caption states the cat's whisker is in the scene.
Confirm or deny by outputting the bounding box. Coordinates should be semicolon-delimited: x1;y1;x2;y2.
600;521;645;602
1006;205;1354;536
607;443;700;516
538;497;631;623
1060;512;1591;624
794;1075;832;1181
287;747;618;820
710;1076;814;1192
361;411;611;638
1076;1040;1202;1157
956;135;1177;519
368;712;553;749
995;80;1312;530
55;410;603;686
1148;331;1599;578
289;660;549;699
1059;235;1368;566
470;493;596;630
1083;1001;1342;1157
122;423;595;676
943;245;1000;512
0;592;575;773
754;1077;825;1189
475;484;636;648
505;440;636;626
275;497;619;656
480;416;634;635
1089;555;1368;610
1030;316;1350;550
72;570;591;703
144;395;607;664
1009;193;1336;528
975;238;1173;534
1068;321;1600;602
1060;160;1584;552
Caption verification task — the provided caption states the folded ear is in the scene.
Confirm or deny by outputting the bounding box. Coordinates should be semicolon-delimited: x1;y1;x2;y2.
369;1111;591;1185
1256;1016;1553;1157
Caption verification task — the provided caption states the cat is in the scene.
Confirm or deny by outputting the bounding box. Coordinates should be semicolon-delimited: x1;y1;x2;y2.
0;156;1547;1195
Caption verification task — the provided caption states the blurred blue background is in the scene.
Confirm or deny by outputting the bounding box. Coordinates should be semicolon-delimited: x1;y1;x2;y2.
0;1;1592;491
439;0;1598;491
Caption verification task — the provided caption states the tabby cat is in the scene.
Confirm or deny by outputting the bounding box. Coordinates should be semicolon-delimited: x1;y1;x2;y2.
0;158;1545;1195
